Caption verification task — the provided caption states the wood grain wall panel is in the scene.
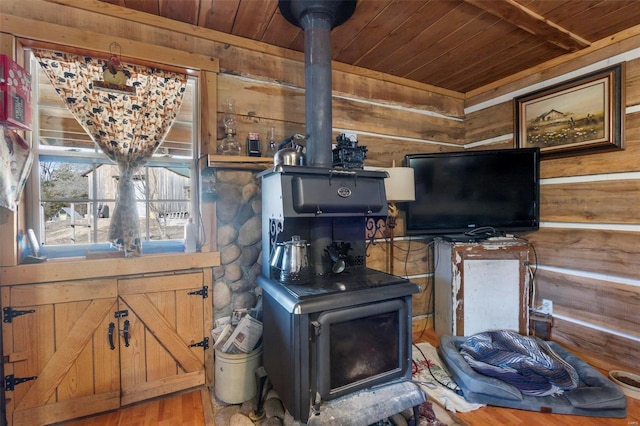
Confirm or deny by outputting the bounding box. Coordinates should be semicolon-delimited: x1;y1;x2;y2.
540;179;640;224
410;275;434;317
332;97;464;145
535;269;639;335
217;74;305;124
367;237;434;318
216;74;465;147
540;112;640;178
200;71;217;155
625;57;640;106
332;71;464;118
390;239;432;278
465;101;513;143
356;136;457;168
366;238;433;276
552;317;640;374
526;228;640;279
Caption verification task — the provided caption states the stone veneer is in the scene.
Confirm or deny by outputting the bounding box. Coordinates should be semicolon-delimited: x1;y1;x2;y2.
212;168;263;321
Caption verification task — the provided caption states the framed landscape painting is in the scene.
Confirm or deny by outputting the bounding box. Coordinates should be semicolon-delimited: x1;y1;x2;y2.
515;64;624;158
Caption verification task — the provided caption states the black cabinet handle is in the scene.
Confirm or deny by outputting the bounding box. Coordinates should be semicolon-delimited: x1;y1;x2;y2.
108;322;116;350
123;320;130;347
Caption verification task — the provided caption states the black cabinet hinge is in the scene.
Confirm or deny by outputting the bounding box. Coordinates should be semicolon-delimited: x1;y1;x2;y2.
189;337;209;350
3;307;35;323
188;286;208;298
4;374;37;391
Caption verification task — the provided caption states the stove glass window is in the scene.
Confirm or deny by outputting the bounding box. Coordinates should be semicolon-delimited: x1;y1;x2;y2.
330;310;399;389
316;298;408;400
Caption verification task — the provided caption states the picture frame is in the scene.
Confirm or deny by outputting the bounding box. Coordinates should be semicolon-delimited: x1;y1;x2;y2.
515;64;624;158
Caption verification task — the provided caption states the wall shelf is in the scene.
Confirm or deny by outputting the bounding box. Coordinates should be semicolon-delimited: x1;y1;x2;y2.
208;154;273;170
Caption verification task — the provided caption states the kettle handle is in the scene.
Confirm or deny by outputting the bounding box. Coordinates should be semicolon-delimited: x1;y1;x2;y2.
277;134;305;150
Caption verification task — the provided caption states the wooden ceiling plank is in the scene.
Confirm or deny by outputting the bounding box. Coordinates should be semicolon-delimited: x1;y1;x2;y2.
196;0;212;27
450;42;563;93
397;4;499;80
409;16;508;86
158;0;198;25
330;0;392;60
584;4;640;41
464;0;590;51
359;0;459;72
334;1;425;66
261;9;301;48
541;1;640;41
232;0;278;40
431;22;558;89
199;0;239;33
123;0;159;14
422;20;530;87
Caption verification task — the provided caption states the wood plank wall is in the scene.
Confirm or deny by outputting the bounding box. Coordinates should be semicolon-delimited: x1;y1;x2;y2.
0;0;458;325
466;46;640;373
3;0;638;374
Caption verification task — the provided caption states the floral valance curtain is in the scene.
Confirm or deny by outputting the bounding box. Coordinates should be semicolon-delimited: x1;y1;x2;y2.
34;49;187;255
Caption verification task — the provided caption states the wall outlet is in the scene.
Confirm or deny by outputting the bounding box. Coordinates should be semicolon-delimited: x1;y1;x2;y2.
540;299;553;315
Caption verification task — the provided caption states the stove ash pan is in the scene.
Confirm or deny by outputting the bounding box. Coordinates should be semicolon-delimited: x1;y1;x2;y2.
259;165;389;218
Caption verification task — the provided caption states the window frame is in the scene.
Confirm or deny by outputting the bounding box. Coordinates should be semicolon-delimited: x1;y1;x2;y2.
25;48;200;259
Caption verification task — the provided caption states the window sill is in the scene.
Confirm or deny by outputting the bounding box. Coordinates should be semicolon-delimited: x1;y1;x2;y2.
0;251;220;286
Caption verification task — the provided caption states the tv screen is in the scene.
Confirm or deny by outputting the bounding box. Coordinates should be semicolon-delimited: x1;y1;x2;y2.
404;148;540;237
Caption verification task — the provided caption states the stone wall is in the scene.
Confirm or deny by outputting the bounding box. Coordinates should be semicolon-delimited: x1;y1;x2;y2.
212;168;263;321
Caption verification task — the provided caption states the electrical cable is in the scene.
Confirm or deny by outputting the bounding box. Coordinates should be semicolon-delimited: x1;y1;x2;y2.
411;342;462;395
413;237;436;343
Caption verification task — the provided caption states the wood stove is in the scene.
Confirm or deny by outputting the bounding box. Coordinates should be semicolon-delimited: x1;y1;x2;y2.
257;2;425;422
258;166;424;424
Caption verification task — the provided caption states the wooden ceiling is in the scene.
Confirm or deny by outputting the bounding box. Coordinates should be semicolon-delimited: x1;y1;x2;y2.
96;0;640;93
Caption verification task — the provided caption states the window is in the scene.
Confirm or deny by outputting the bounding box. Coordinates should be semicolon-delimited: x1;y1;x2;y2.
26;49;198;258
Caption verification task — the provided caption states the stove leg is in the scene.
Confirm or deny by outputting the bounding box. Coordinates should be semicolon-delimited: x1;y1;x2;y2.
249;366;270;421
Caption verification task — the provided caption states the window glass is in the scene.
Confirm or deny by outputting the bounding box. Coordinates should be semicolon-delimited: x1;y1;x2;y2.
29;50;197;257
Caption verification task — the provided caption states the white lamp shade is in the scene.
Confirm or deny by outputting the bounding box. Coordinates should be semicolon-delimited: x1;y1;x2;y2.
384;167;415;202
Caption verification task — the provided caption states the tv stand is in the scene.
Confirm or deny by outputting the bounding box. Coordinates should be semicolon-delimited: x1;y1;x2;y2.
440;227;500;243
434;237;531;336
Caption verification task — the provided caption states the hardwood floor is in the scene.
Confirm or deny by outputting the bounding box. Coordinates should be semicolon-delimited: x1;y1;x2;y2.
57;328;639;426
61;388;211;426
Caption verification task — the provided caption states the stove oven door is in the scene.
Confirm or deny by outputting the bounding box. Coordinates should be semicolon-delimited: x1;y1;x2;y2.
314;297;411;402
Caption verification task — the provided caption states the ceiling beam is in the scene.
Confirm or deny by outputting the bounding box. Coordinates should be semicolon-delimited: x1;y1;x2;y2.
464;0;590;52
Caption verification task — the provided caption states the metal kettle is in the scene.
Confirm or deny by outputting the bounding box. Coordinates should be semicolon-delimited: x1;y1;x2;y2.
274;134;306;166
274;235;310;284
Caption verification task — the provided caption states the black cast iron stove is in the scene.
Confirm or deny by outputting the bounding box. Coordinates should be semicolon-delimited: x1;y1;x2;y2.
257;1;425;423
258;166;424;424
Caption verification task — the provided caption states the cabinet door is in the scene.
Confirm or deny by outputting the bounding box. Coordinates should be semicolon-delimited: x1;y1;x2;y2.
117;272;207;406
2;280;119;426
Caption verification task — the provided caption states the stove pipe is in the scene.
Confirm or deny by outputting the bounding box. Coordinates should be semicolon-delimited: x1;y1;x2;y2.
279;0;357;275
279;0;357;168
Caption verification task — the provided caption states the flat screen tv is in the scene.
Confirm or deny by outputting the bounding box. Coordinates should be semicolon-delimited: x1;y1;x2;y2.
404;148;540;237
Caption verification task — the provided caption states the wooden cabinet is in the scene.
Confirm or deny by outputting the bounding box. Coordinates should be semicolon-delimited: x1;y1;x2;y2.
1;269;212;425
434;238;530;337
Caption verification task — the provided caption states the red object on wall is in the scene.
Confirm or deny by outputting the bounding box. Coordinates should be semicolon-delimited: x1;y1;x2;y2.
0;54;32;131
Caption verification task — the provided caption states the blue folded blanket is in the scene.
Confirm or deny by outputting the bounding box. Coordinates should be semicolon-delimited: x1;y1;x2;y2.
460;330;579;396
